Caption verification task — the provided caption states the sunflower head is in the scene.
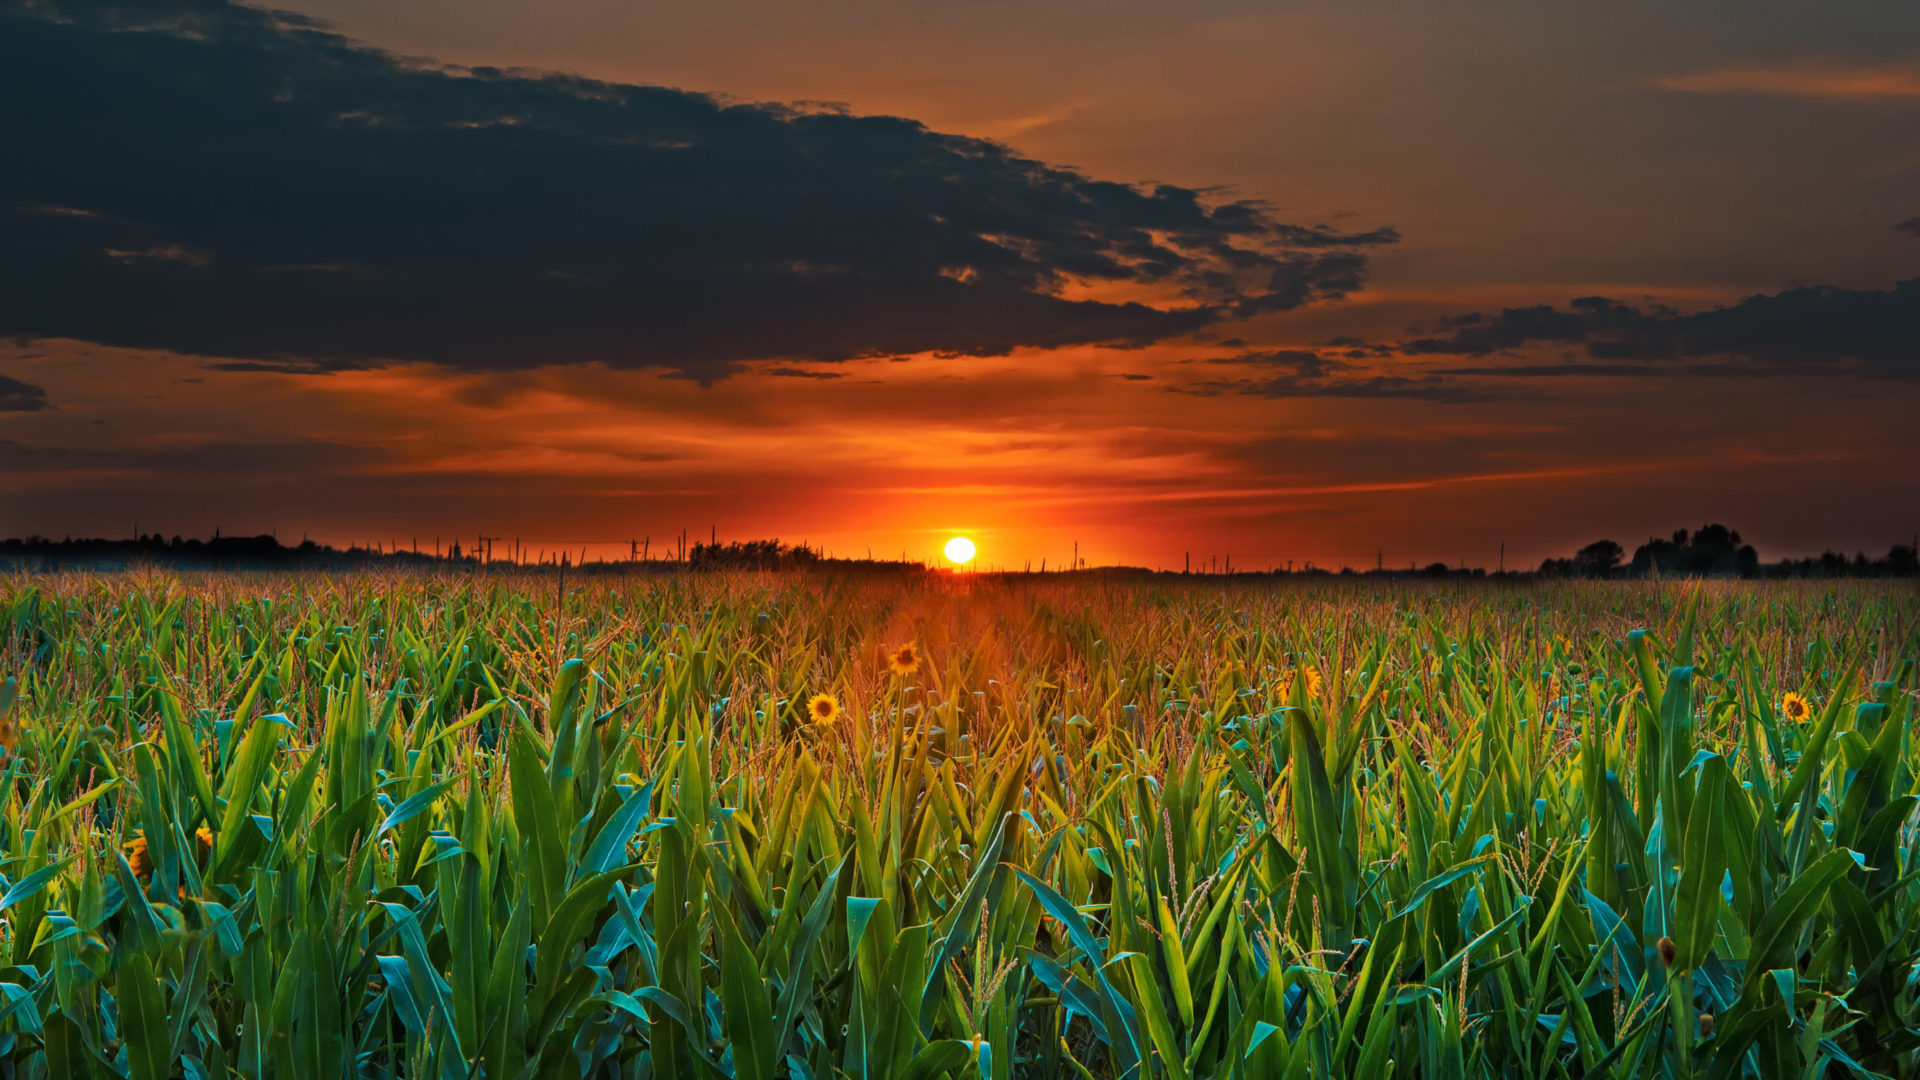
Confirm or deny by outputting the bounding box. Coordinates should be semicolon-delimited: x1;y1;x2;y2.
888;643;921;676
0;717;16;753
1303;666;1324;697
807;693;842;725
1781;692;1811;722
123;834;152;881
197;824;214;852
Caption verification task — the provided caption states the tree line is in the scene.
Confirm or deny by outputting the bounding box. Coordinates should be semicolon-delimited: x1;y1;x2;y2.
1539;524;1919;579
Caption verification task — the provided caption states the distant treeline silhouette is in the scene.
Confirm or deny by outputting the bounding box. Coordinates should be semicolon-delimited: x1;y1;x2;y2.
2;526;1914;577
1538;524;1918;579
0;533;926;574
686;539;819;570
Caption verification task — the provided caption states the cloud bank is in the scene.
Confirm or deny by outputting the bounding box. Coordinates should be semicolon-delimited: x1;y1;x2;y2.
1404;279;1920;379
0;0;1393;380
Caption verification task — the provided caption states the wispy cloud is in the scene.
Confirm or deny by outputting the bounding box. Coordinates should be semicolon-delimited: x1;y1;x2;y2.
1652;62;1920;102
1176;347;1505;403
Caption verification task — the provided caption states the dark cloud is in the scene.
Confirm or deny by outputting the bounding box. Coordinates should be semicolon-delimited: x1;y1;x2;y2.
1206;348;1339;374
0;0;1393;381
1178;349;1500;403
1433;361;1836;378
0;374;51;411
764;367;844;379
1898;218;1920;239
1403;279;1920;377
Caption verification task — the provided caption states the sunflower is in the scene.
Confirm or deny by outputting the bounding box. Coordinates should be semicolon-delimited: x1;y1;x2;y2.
807;693;842;725
197;824;214;854
1781;692;1811;722
1302;666;1323;698
888;643;921;677
0;716;16;754
124;834;153;881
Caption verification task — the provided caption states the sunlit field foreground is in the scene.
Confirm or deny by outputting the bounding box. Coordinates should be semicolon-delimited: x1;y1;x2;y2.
0;573;1915;1079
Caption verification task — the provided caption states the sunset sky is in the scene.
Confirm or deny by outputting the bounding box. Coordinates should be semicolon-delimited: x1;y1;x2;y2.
3;0;1916;569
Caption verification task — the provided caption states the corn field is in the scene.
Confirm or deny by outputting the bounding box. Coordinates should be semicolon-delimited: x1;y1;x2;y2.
0;571;1914;1079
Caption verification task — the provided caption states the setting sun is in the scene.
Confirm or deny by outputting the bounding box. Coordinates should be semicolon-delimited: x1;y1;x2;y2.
944;536;977;565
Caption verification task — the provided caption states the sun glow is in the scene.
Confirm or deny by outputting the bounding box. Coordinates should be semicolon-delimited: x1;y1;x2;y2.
943;536;977;565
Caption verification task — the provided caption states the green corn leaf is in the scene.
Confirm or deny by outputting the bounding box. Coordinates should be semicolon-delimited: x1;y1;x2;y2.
1673;754;1728;970
116;953;172;1080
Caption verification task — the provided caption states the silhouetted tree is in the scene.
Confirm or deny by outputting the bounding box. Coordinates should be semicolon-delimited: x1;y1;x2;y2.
1631;524;1759;578
1888;544;1919;575
1574;539;1624;578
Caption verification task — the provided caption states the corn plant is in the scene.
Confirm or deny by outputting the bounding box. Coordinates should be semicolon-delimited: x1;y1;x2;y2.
0;572;1911;1078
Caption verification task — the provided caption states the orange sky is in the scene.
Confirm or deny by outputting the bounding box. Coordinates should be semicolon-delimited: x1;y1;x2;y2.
5;327;1909;569
2;0;1917;568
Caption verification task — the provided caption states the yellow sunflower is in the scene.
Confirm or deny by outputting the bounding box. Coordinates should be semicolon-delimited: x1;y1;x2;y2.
888;643;922;677
1302;666;1324;698
1780;692;1811;722
807;693;842;725
197;824;214;855
124;834;153;881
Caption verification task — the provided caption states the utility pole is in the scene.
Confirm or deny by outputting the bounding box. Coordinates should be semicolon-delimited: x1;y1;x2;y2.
1499;540;1505;574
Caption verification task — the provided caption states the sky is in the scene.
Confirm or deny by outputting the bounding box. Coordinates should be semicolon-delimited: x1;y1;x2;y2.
2;0;1916;569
